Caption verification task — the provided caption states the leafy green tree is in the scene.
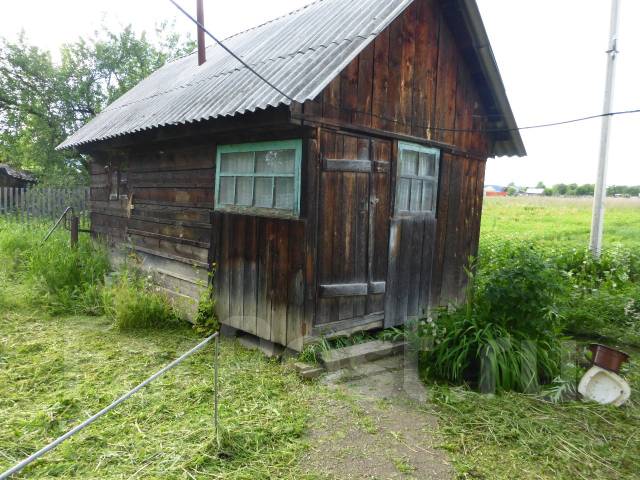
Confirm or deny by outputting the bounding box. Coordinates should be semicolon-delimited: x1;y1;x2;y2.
553;184;568;196
575;184;595;196
0;24;194;185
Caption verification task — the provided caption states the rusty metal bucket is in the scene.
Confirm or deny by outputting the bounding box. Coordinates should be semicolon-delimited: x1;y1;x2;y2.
589;344;630;374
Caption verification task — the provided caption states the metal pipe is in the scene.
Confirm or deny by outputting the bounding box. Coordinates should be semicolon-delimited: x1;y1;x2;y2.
214;333;220;443
197;0;206;66
41;206;73;245
0;332;219;479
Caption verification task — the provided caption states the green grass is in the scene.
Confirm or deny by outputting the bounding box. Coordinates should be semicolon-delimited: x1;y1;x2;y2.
481;197;640;249
0;302;323;478
0;220;325;479
427;346;640;479
427;196;640;479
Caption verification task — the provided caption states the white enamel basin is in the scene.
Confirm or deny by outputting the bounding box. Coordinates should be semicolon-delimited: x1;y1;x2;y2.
578;366;631;406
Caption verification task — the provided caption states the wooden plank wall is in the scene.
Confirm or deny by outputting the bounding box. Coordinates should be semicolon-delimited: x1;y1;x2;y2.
315;130;391;332
89;145;214;314
211;133;313;352
304;0;492;309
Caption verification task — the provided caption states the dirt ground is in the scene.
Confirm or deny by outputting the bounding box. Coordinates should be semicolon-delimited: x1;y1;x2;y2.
301;355;452;480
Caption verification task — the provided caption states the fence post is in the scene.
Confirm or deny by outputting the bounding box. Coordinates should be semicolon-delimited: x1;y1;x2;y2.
70;216;79;248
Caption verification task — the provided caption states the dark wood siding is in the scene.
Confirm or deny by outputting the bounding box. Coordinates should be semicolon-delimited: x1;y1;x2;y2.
90;145;214;313
314;130;391;334
304;0;492;310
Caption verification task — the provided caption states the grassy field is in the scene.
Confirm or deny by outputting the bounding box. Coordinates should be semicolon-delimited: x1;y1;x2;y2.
481;196;640;249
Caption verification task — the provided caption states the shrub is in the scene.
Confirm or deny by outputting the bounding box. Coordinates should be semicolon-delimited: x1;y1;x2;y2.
193;282;220;335
0;221;40;274
104;270;178;330
554;245;640;289
27;234;110;314
420;244;564;393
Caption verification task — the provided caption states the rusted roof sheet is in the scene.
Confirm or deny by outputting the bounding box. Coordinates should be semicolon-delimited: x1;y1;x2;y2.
59;0;525;157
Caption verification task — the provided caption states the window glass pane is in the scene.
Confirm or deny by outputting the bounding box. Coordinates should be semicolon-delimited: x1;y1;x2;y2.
397;178;410;211
419;153;436;177
220;151;254;174
256;149;295;174
400;150;419;176
410;179;422;211
255;177;273;208
422;180;434;212
274;177;294;210
236;177;253;206
219;177;235;205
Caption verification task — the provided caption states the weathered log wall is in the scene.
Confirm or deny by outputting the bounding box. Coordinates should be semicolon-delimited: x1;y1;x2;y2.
304;0;492;311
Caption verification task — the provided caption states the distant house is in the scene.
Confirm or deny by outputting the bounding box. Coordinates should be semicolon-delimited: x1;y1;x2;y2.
484;185;507;197
0;164;37;188
525;188;545;196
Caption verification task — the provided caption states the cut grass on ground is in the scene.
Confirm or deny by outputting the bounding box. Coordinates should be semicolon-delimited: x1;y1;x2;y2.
426;347;640;480
0;297;323;479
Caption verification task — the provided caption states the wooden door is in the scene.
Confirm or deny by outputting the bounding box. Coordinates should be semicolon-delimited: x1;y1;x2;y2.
385;142;441;327
315;132;391;332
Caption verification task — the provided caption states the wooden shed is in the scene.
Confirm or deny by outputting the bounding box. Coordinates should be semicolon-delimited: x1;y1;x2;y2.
0;164;37;188
59;0;525;351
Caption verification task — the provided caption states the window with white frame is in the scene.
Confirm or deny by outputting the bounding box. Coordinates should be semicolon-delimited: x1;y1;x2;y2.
215;139;302;218
396;142;440;215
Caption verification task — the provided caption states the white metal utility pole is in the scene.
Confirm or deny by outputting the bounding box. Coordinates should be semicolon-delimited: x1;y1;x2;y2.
590;0;621;257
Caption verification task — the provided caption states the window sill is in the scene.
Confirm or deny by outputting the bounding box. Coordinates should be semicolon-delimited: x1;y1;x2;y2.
214;205;301;221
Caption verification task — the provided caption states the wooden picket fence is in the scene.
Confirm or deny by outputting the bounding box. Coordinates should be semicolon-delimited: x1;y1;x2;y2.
0;187;90;225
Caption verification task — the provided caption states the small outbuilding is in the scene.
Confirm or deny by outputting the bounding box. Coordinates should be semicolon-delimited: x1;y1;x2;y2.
0;164;37;188
59;0;525;351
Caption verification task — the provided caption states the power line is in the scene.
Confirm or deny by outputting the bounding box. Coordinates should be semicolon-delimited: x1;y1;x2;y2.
168;0;295;103
335;107;640;135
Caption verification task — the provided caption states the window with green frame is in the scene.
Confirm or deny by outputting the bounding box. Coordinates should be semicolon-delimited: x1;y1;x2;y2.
215;139;302;218
396;141;440;215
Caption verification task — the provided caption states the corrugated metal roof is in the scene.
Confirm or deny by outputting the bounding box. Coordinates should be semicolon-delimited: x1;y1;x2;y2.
58;0;414;150
58;0;525;157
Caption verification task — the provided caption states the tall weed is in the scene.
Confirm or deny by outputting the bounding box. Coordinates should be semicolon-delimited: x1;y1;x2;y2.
103;270;178;330
28;235;110;313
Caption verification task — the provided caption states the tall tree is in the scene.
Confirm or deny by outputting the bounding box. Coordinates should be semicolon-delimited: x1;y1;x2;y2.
0;23;194;185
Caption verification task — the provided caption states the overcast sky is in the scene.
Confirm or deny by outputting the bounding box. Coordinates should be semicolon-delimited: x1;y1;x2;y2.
1;0;638;187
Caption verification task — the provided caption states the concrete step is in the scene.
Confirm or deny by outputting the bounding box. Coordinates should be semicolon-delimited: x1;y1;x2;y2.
320;340;407;372
293;362;325;380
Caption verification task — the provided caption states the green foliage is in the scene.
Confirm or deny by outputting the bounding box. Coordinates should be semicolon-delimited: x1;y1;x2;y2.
28;234;110;313
103;270;178;331
193;274;220;336
481;196;640;249
0;24;195;184
0;219;109;314
420;245;564;392
0;314;320;478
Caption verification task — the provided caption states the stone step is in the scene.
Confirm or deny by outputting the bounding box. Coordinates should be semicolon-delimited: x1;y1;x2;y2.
320;340;407;372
